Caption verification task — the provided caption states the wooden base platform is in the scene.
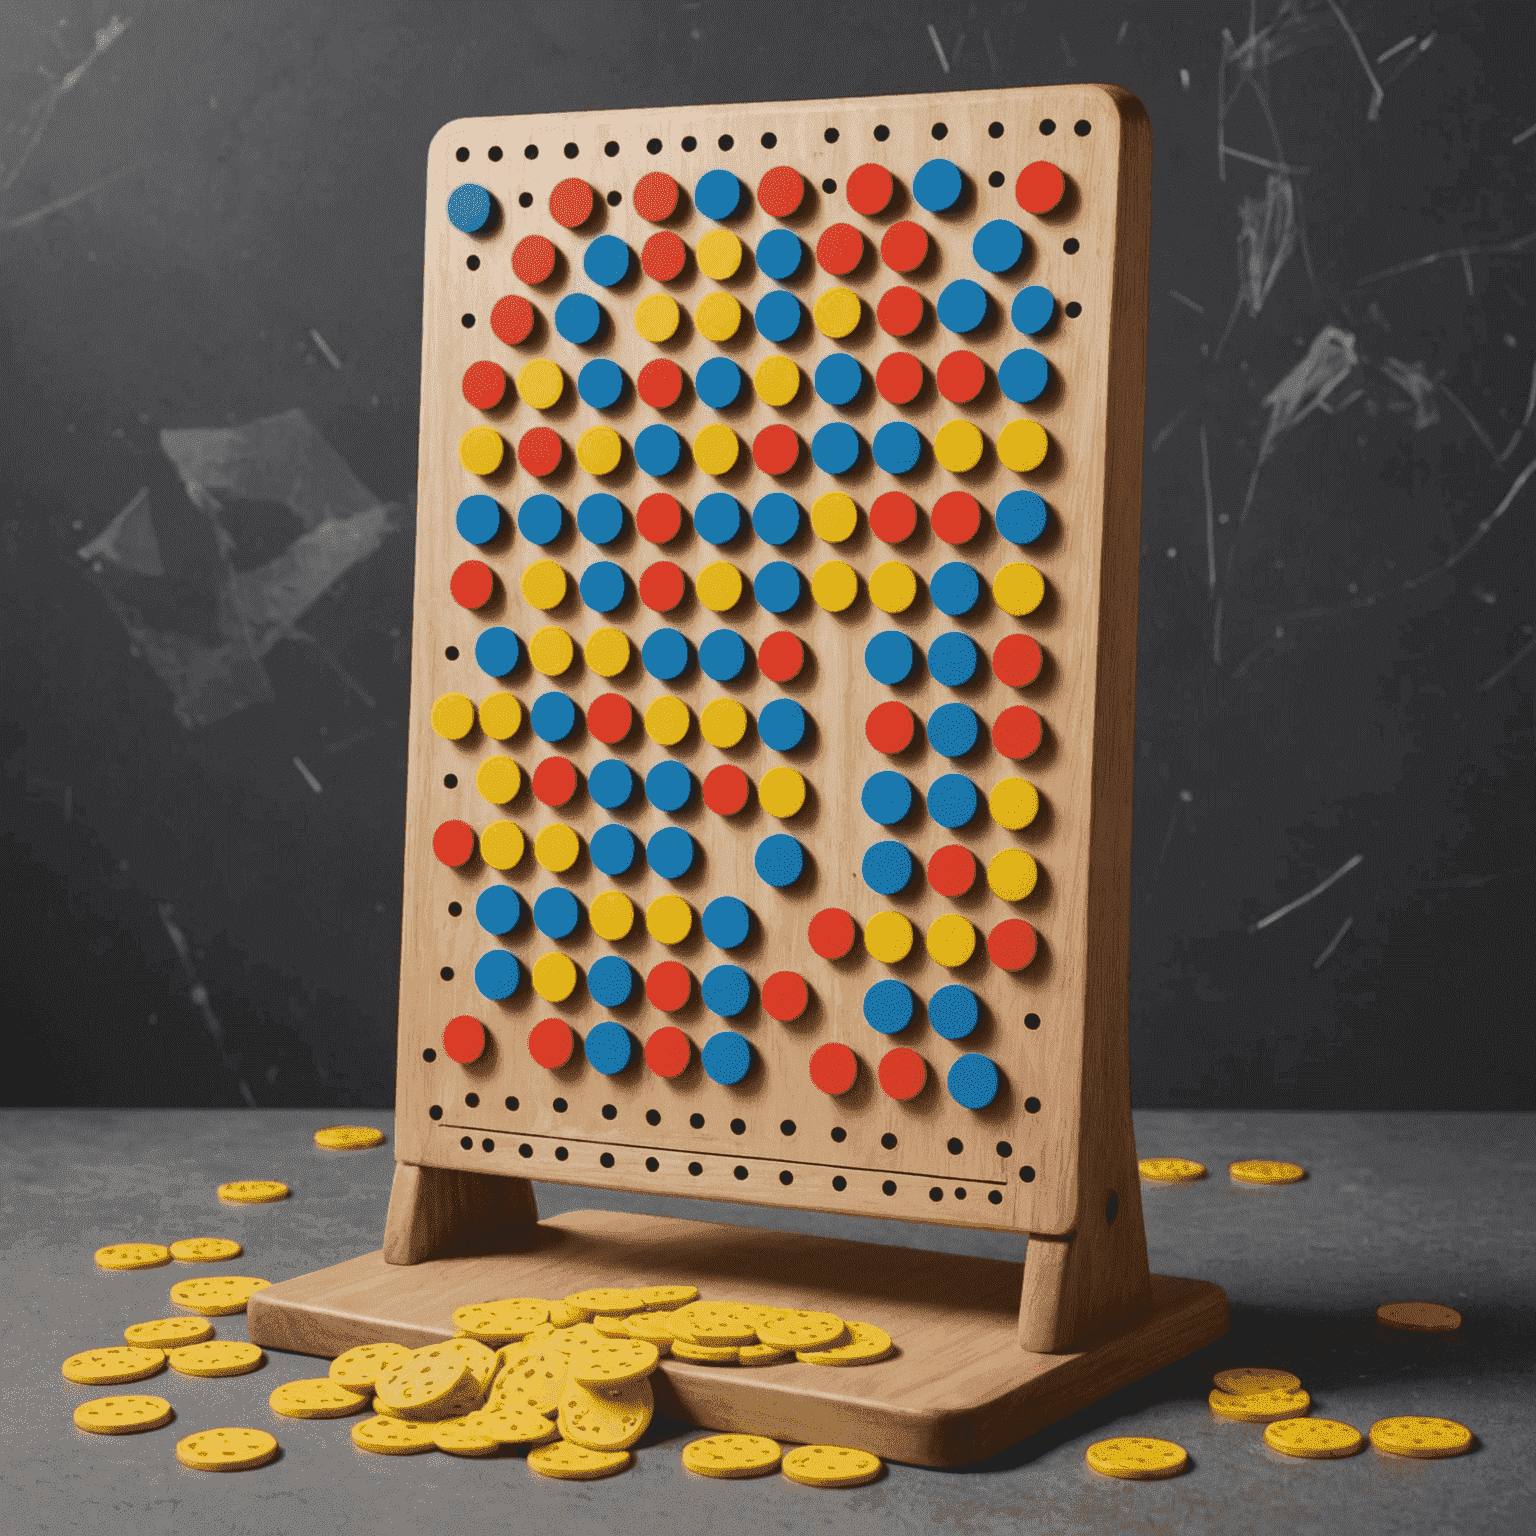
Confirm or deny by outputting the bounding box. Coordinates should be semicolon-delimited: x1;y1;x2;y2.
247;1208;1226;1467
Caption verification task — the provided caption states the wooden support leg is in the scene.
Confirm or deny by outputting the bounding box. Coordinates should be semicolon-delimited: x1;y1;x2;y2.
382;1161;540;1265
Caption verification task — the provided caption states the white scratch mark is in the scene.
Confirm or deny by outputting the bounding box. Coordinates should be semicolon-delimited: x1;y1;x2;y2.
1117;20;1129;45
1220;145;1311;175
1381;358;1440;430
1252;853;1364;933
950;32;966;68
1406;453;1536;587
983;28;998;73
1461;250;1475;296
926;24;949;73
1375;35;1415;64
1180;68;1191;91
1258;326;1359;462
2;162;139;231
1436;381;1499;458
1150;410;1187;454
1237;174;1299;319
158;900;254;1104
1312;916;1354;970
308;328;342;370
1419;32;1436;53
1513;122;1536;148
293;756;323;794
1323;0;1385;121
1168;288;1205;314
1356;228;1536;288
1499;359;1536;461
1199;423;1216;591
1476;632;1536;692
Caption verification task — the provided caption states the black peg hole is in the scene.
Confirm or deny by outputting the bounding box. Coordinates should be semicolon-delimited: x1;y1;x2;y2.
439;966;453;980
822;178;836;193
733;1165;748;1181
929;1187;943;1201
524;144;538;160
1025;1097;1041;1113
602;1104;617;1120
447;902;461;917
563;142;578;159
832;1174;847;1190
730;1118;745;1135
996;1140;1013;1158
518;192;533;208
606;190;621;206
553;1097;568;1112
646;1156;659;1172
761;131;777;148
514;1143;528;1158
988;1189;1003;1204
831;1127;846;1143
461;313;475;327
824;127;839;143
422;1048;437;1063
482;1138;494;1152
429;1103;442;1119
1074;119;1091;136
487;146;502;162
1025;1013;1041;1029
1065;301;1082;318
455;147;469;162
445;646;459;659
873;124;890;142
555;1146;568;1160
780;1120;796;1135
443;774;457;789
931;122;948;140
1021;1165;1037;1182
948;1138;964;1154
956;1187;967;1199
779;1170;793;1185
1039;119;1056;135
460;1136;472;1149
1062;239;1079;255
988;121;1004;139
718;134;733;151
505;1096;519;1111
690;1112;705;1129
882;1179;897;1195
647;138;662;155
880;1132;897;1150
464;1092;478;1107
688;1161;703;1175
681;135;697;152
600;1152;615;1168
988;170;1005;187
465;256;479;270
645;1109;661;1126
604;141;619;157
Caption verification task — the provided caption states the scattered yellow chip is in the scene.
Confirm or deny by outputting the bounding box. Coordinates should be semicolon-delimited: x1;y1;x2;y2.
756;1310;847;1352
432;1416;501;1456
493;1347;568;1414
375;1357;482;1422
528;625;574;676
782;1444;883;1488
634;292;680;343
475;755;521;805
62;1347;166;1386
754;355;799;406
925;913;976;968
739;1343;792;1366
528;1440;632;1480
683;1433;782;1478
644;695;690;745
933;418;983;473
124;1317;214;1352
796;1320;893;1367
458;427;505;476
516;358;563;410
520;558;567;611
546;1301;590;1328
312;1125;386;1152
1084;1437;1189;1480
592;1314;634;1338
330;1341;413;1392
577;425;623;476
986;848;1038;901
565;1288;647;1315
532;951;578;1002
812;559;858;612
558;1376;653;1450
351;1415;437;1455
1376;1301;1462;1333
94;1242;170;1271
480;819;525;870
696;228;743;280
701;696;748;747
1265;1418;1364;1458
1209;1387;1311;1422
698;560;743;612
692;421;740;474
989;776;1039;830
169;1276;271;1316
534;823;580;874
430;691;476;741
168;1237;243;1263
584;626;630;678
997;418;1048;472
590;890;635;941
993;561;1045;617
668;1305;755;1347
810;491;857;543
1368;1416;1472;1459
1140;1158;1208;1183
478;691;523;740
177;1426;280;1472
672;1341;741;1363
469;1404;561;1446
73;1395;174;1435
647;895;693;945
269;1378;370;1419
868;560;917;614
529;1321;608;1349
168;1341;266;1378
813;287;861;339
863;910;913;964
1214;1367;1302;1396
695;291;742;342
216;1181;288;1205
1229;1159;1306;1185
621;1315;676;1351
758;765;805;818
569;1338;660;1386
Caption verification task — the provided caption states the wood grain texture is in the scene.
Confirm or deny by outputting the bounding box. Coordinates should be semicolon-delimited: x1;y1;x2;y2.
381;1161;539;1264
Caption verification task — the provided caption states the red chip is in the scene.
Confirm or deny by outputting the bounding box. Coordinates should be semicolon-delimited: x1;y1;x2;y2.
549;177;594;228
641;230;687;281
644;1024;692;1078
512;235;557;285
636;491;683;542
937;350;986;404
876;286;924;338
646;961;692;1012
490;294;535;346
752;424;799;476
633;171;681;223
462;361;506;410
809;1041;858;1096
587;692;633;745
701;763;750;815
988;918;1038;971
636;359;684;410
993;633;1044;688
927;844;977;897
881;220;929;273
443;1014;487;1065
808;907;856;960
450;560;494;610
816;222;864;276
528;1017;574;1069
757;630;804;683
931;490;981;546
876;352;923;405
865;700;915;754
639;560;686;612
846;162;894;216
878;1047;927;1101
1016;159;1066;215
762;971;809;1022
870;491;918;543
532;756;578;806
757;166;804;219
517;427;562;478
432;819;477;868
993;705;1043;760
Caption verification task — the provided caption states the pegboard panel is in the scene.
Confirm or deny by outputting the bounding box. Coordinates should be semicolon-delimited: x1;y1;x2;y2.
395;86;1151;1237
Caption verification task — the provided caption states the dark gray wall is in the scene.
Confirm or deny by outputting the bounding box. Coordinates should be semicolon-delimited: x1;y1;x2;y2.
3;0;1531;1110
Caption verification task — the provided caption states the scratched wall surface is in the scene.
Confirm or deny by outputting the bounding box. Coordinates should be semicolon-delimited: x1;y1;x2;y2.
1;0;1530;1111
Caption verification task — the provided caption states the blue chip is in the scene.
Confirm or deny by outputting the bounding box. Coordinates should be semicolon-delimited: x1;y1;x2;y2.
754;833;804;887
475;626;521;678
861;840;914;896
530;691;578;742
517;494;564;546
447;183;492;233
702;963;751;1017
937;279;989;335
973;218;1026;274
647;826;695;879
474;950;520;1000
931;561;981;616
584;1019;633;1074
588;759;634;810
913;158;963;212
947;1052;1000;1110
996;488;1048;545
1011;284;1056;336
590;823;637;875
928;702;980;758
861;770;914;826
928;632;979;687
929;983;980;1041
753;560;802;614
757;228;803;280
641;628;691;681
475;885;523;936
533;887;581;940
872;421;923;474
694;168;742;220
998;348;1049;405
699;628;747;682
577;492;624;546
456;494;502;546
588;956;634;1008
583;234;631;288
863;978;915;1035
752;493;801;547
814;353;864;407
702;896;750;950
634;422;683;477
554;292;603;345
927;773;979;829
694;491;742;546
811;421;861;475
696;356;743;410
754;289;802;343
865;630;915;685
579;561;626;614
645;759;693;813
577;357;625;409
701;1029;752;1084
759;698;806;751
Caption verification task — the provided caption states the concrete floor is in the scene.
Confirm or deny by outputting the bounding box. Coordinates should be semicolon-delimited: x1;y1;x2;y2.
2;1108;1530;1534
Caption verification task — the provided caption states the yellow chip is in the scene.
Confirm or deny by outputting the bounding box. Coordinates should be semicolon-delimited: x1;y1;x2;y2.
94;1242;170;1271
532;951;578;1002
1265;1418;1364;1458
926;913;976;968
692;421;740;475
329;1341;413;1391
647;895;693;945
782;1444;883;1488
989;776;1039;831
520;559;567;611
671;1341;740;1363
590;890;635;941
864;910;913;964
813;286;861;339
176;1426;279;1472
429;1338;499;1384
810;491;857;543
469;1404;561;1445
1209;1387;1311;1422
558;1376;654;1450
694;290;742;342
528;1440;632;1480
645;695;690;746
1376;1301;1462;1333
1139;1157;1208;1183
1368;1416;1473;1459
528;625;574;676
796;1320;893;1367
269;1378;370;1419
124;1317;214;1351
492;1347;568;1414
1084;1437;1189;1480
1214;1366;1301;1396
739;1343;792;1366
755;1310;847;1352
683;1433;782;1478
517;358;564;410
534;823;579;873
432;1415;500;1456
584;626;630;678
166;1237;241;1266
592;1314;634;1337
869;560;917;614
569;1338;660;1386
351;1415;436;1455
169;1340;266;1378
622;1315;676;1351
753;355;800;407
993;561;1045;617
998;418;1049;472
701;696;748;748
62;1347;166;1385
546;1301;591;1328
475;755;521;805
480;819;526;870
697;560;743;612
564;1288;649;1315
375;1356;482;1421
696;228;743;280
478;691;523;740
170;1276;271;1316
430;691;476;741
577;425;622;476
312;1125;385;1151
634;292;681;343
987;849;1038;901
216;1179;289;1204
458;427;505;476
933;418;984;473
758;765;805;818
1229;1159;1306;1185
811;559;858;612
73;1395;173;1435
